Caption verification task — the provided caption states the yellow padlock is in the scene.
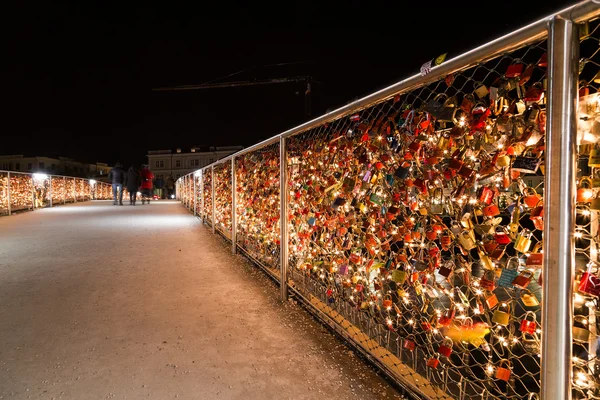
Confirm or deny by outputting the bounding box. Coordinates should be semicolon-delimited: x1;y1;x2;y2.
496;154;511;167
514;229;533;253
492;303;511;326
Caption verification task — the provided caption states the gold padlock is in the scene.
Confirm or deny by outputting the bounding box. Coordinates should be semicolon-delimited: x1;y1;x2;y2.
492;303;511;326
514;229;533;253
521;289;539;307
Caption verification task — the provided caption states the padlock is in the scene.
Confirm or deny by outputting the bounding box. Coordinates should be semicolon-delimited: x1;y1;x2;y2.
457;230;476;251
512;269;534;289
521;289;540;307
403;339;416;351
589;145;600;167
437;338;453;357
495;359;512;382
438;262;453;278
474;83;489;99
492;303;511;326
573;315;591;343
430;188;444;215
498;257;520;289
514;229;533;253
496;154;511;167
578;262;600;297
591;192;600;211
577;177;594;203
494;226;512;245
382;295;393;309
529;204;544;231
523;187;542;208
427;357;440;368
478;249;495;271
438;305;456;327
391;269;407;284
506;60;524;78
488;246;506;261
520;311;538;334
477;186;495;205
482;203;500;217
485;291;499;309
480;270;496;291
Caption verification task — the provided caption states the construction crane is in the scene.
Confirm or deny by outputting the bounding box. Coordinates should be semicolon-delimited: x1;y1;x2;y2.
153;75;315;120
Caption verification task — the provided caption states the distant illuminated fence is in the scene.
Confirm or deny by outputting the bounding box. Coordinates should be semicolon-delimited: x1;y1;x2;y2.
0;171;113;216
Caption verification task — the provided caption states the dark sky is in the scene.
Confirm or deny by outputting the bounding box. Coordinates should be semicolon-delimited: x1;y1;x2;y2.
6;0;574;166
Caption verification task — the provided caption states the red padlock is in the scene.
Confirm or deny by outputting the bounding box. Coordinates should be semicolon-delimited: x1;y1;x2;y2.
495;360;512;382
437;339;453;357
427;357;440;368
520;311;537;334
483;204;500;217
403;339;416;351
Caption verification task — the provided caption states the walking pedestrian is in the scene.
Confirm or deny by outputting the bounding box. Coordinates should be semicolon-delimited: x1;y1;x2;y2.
124;165;141;206
139;164;155;205
166;175;175;199
108;162;126;205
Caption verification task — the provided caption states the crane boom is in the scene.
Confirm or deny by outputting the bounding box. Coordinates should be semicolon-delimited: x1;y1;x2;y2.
152;76;312;91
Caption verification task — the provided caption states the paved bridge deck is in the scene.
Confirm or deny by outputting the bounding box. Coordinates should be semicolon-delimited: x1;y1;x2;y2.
0;201;404;400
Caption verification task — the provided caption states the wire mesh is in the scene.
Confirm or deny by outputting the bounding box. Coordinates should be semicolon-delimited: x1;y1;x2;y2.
195;173;202;216
202;168;213;225
0;172;8;215
33;175;51;208
235;143;281;271
9;172;34;212
213;162;232;239
284;36;549;399
573;17;600;400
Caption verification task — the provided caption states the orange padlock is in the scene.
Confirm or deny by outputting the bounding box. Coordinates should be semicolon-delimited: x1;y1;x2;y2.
495;359;512;382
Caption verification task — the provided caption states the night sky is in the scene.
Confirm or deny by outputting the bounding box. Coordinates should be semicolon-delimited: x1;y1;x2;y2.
6;0;574;167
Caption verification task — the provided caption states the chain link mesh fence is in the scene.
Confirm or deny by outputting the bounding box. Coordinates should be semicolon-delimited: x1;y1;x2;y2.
173;11;600;399
235;143;281;272
202;168;213;226
213;161;232;239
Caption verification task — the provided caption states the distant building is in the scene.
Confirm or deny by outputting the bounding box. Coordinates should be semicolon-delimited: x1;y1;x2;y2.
146;146;244;180
0;155;111;180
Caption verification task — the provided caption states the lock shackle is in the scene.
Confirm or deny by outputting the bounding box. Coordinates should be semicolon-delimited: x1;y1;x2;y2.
522;310;537;322
497;358;512;369
505;256;521;270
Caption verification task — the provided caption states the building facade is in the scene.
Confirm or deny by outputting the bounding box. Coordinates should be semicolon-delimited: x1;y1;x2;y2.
0;155;111;179
147;146;244;180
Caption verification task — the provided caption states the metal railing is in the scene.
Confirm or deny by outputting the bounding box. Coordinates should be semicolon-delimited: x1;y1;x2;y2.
0;171;113;215
176;2;600;398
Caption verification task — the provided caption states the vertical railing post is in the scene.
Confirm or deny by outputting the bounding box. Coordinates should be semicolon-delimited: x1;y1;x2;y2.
211;165;216;234
31;176;35;210
542;16;578;400
200;170;205;222
7;172;11;216
231;157;237;254
193;173;197;216
63;177;66;204
49;176;53;207
73;178;76;203
280;137;288;301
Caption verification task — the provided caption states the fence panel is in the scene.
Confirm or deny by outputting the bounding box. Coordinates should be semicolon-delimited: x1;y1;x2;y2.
213;162;232;239
32;174;51;208
202;167;213;226
0;172;8;215
235;143;281;272
10;172;34;212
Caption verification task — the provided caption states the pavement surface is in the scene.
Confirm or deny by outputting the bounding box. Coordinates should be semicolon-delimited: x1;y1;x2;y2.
0;200;405;400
